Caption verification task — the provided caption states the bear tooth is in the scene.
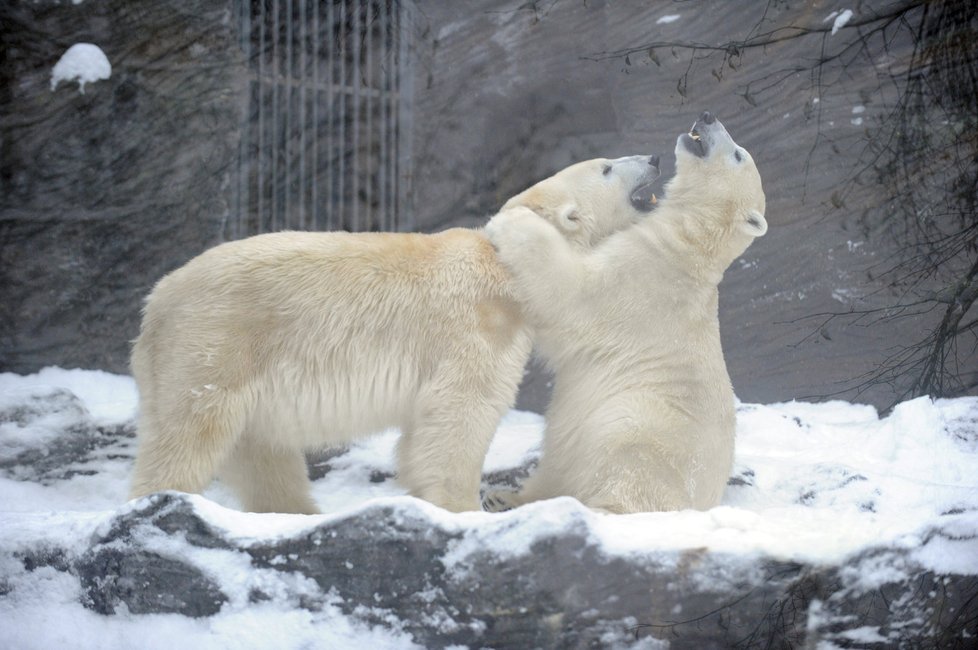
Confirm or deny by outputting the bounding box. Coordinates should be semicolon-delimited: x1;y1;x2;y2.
651;194;657;204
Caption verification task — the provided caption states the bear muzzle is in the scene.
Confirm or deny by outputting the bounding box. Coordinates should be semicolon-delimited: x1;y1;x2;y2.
679;111;731;159
628;155;662;212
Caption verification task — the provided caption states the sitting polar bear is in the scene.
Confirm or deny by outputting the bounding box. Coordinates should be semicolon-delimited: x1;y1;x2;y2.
484;112;767;514
128;154;661;514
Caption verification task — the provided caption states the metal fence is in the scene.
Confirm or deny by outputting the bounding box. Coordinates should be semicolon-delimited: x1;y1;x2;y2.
230;0;413;238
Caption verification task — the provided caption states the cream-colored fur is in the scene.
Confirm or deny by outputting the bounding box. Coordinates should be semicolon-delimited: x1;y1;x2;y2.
484;114;767;514
128;155;659;513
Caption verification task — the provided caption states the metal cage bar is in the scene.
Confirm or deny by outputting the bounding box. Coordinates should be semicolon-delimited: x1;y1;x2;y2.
231;0;412;238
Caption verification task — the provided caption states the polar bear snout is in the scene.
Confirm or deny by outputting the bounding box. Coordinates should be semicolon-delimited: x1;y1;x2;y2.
615;155;661;213
679;111;735;160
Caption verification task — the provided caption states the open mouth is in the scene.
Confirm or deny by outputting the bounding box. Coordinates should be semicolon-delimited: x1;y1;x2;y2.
680;128;707;158
629;181;659;212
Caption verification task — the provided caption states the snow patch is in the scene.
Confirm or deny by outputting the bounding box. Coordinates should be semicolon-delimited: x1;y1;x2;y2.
656;15;681;25
825;9;854;36
0;367;136;426
50;43;111;94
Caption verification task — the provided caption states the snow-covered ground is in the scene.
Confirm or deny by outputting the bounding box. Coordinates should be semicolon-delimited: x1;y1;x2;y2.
1;367;977;648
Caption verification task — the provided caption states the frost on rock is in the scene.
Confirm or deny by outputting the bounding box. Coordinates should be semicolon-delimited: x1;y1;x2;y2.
50;43;112;94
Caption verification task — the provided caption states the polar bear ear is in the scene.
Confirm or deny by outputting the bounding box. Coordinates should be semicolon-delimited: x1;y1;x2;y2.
740;209;768;237
557;203;583;233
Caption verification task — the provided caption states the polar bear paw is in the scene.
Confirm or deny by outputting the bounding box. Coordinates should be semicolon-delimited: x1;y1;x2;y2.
485;207;547;249
482;488;521;512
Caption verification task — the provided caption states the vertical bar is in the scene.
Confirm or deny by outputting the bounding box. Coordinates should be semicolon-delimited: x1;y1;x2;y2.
384;0;392;230
298;0;307;230
257;0;267;234
377;0;388;231
271;0;280;232
312;0;319;230
327;0;335;230
296;0;309;230
233;0;250;240
338;0;347;230
241;0;252;240
285;0;293;230
397;0;413;231
363;0;370;230
390;0;403;230
351;0;361;231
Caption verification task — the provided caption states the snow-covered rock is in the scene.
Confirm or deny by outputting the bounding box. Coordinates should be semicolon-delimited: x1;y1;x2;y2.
50;43;111;94
1;369;977;647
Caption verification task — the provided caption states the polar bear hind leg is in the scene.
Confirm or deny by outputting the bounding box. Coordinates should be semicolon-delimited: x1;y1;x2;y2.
129;394;247;502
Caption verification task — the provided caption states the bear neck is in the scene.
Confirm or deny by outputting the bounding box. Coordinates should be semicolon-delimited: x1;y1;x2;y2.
640;201;739;286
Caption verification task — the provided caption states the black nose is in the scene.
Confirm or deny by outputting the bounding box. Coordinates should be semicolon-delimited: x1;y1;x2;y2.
648;154;660;168
700;111;716;125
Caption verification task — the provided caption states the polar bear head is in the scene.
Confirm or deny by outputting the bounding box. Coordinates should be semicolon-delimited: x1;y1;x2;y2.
501;155;661;248
664;112;767;265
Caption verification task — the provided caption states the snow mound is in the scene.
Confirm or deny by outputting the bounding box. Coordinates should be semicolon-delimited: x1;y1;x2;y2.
50;43;112;94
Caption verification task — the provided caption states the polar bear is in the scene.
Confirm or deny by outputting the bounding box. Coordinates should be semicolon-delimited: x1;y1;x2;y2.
128;154;661;514
484;112;767;514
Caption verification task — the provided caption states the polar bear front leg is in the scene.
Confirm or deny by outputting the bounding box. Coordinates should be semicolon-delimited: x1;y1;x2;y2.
398;349;525;512
398;399;501;512
219;433;320;514
485;207;590;315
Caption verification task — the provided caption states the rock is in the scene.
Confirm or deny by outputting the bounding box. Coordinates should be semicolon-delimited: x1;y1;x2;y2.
64;493;977;648
0;0;241;374
1;386;976;647
76;495;229;617
0;386;134;483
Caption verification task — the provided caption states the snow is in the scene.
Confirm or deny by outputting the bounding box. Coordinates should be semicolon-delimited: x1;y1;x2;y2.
2;368;978;647
50;43;111;94
656;15;681;25
825;9;854;36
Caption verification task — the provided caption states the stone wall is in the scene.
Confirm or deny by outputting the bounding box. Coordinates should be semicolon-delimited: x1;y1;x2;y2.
0;0;242;374
3;0;974;411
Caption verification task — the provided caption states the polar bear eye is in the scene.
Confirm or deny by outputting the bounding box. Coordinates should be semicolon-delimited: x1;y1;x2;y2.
602;164;612;176
734;150;743;163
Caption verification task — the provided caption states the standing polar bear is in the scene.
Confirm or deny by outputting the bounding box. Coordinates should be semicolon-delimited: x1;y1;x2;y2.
484;112;767;514
128;154;661;514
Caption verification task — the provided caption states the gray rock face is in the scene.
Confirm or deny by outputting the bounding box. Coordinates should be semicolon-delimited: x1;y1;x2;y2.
2;380;977;647
0;0;240;373
2;1;975;411
0;386;134;482
33;492;976;648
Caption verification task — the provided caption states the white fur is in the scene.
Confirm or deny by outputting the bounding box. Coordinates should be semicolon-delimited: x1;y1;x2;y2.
484;119;767;514
128;156;655;513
